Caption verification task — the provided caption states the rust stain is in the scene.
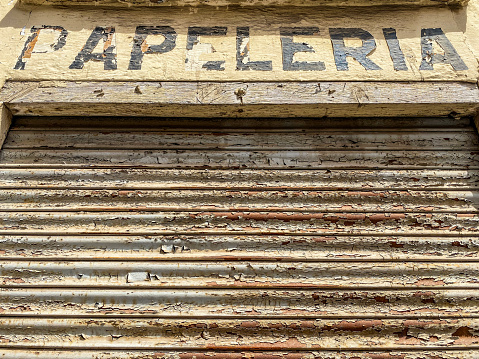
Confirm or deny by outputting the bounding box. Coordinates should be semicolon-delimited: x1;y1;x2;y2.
2;278;25;284
266;322;284;330
452;241;469;248
452;326;479;345
374;296;389;303
414;278;446;286
204;337;306;350
103;28;115;54
394;327;422;345
140;39;149;53
368;213;406;224
453;327;475;336
325;320;383;332
22;29;41;59
457;214;475;218
299;321;316;329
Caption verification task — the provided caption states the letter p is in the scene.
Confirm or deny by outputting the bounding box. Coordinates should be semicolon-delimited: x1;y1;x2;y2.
14;25;68;70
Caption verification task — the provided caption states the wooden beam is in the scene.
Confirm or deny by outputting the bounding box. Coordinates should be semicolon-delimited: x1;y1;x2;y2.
18;0;469;7
474;113;479;135
2;81;479;118
0;103;12;150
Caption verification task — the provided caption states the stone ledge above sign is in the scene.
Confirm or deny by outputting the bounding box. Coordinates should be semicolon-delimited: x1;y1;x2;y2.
18;0;469;7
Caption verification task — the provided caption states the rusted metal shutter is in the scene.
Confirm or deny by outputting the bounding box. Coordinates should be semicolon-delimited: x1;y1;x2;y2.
0;116;478;358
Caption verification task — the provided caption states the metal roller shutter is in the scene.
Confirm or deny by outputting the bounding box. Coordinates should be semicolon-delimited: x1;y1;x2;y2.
0;116;478;358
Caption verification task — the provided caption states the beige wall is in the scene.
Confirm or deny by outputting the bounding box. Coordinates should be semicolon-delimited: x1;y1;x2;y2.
465;0;479;68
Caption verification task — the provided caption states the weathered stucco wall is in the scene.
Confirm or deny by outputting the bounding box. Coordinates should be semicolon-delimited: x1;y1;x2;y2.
465;0;479;66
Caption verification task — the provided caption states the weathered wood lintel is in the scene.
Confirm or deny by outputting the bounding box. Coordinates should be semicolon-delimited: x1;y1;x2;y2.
0;104;13;150
2;81;479;118
18;0;468;8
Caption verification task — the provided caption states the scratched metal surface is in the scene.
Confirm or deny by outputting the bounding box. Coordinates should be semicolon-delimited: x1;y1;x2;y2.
0;116;478;358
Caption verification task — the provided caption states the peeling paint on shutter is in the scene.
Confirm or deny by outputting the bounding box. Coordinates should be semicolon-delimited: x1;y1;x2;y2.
0;116;478;358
